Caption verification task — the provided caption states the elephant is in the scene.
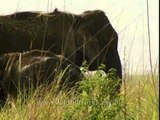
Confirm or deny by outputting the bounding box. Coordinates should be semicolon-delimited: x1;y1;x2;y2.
0;9;78;62
0;50;82;106
0;9;122;89
75;10;122;78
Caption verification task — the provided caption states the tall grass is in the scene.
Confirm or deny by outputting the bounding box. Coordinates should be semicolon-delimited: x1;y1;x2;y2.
0;66;158;120
121;74;159;120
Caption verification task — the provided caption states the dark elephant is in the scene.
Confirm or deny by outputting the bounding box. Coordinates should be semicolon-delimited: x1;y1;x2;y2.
0;9;77;62
0;9;121;80
0;50;82;106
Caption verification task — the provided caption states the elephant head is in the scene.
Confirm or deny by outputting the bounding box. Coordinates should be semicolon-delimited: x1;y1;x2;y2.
75;10;122;79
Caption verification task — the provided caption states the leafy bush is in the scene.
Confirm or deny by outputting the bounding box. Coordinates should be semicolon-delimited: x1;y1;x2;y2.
63;66;123;120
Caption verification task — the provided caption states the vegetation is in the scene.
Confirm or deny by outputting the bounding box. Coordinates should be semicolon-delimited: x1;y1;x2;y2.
0;65;158;120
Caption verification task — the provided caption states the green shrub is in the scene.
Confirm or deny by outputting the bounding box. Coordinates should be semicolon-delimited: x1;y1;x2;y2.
62;67;123;120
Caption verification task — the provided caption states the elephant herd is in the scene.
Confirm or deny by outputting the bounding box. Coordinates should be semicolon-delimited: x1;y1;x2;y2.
0;9;122;106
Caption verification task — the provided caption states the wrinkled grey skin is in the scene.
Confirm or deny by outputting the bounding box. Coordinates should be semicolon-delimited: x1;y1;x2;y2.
0;50;82;107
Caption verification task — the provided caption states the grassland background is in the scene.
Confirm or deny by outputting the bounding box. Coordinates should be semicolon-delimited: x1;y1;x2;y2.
0;70;159;120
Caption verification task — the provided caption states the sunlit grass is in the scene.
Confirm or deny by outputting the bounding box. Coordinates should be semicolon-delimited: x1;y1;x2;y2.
121;74;159;120
0;69;158;120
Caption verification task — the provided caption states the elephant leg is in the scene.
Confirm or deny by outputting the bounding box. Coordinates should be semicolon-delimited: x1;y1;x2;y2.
104;50;122;77
75;51;84;67
0;83;7;107
104;50;122;92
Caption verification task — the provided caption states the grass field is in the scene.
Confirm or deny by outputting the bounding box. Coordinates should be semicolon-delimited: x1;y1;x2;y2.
0;68;158;120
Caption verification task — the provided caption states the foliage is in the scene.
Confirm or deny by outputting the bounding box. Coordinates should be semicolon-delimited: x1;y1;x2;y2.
62;67;122;120
0;67;159;120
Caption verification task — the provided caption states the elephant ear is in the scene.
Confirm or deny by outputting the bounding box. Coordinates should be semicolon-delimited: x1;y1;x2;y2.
75;10;121;79
81;10;118;49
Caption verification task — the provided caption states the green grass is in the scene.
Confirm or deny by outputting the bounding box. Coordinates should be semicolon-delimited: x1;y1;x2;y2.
121;74;159;120
0;69;159;120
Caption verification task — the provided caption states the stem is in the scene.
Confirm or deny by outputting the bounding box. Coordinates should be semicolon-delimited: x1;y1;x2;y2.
146;0;157;98
146;0;153;76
